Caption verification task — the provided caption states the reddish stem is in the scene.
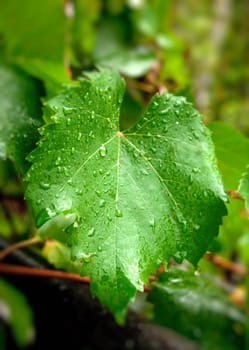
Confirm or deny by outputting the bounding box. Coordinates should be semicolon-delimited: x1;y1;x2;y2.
0;263;90;284
0;263;152;292
204;252;247;277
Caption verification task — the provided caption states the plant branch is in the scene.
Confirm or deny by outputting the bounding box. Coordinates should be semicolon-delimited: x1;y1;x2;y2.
204;252;247;277
0;262;152;292
0;263;90;283
0;236;42;261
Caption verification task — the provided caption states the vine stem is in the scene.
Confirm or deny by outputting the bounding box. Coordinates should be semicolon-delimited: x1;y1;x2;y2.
0;263;151;292
0;263;90;284
204;252;247;277
0;236;42;261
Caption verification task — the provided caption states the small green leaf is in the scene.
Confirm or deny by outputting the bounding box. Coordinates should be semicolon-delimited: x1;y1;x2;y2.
238;166;249;211
42;240;82;274
149;268;245;350
0;278;35;347
25;68;227;320
209;122;249;190
0;63;42;173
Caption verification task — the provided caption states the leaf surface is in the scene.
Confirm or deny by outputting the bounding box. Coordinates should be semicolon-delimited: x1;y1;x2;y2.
0;63;42;173
25;69;227;319
149;268;245;350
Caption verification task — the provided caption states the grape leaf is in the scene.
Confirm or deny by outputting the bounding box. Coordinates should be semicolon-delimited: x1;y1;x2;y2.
25;68;227;320
0;63;42;173
238;166;249;211
149;268;245;350
0;278;34;347
209;122;249;190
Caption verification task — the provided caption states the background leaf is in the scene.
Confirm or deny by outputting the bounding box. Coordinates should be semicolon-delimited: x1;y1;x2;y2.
25;68;227;320
149;268;246;350
0;278;35;348
0;63;42;173
208;122;249;190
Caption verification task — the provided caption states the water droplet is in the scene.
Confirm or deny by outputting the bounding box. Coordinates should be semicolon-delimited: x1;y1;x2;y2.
95;190;101;197
71;147;75;154
89;130;94;138
192;167;199;173
149;218;156;232
98;246;102;252
99;199;105;207
115;208;123;217
80;252;92;263
67;179;73;185
159;108;169;115
63;106;74;115
87;227;95;237
99;144;107;157
193;223;200;231
77;132;82;141
76;188;83;195
175;121;179;125
66;118;71;126
55;156;62;166
39;181;50;190
99;168;104;175
141;168;149;175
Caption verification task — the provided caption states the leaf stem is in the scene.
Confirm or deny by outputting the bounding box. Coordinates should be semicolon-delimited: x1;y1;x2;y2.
0;236;42;261
0;263;153;292
204;252;247;277
0;263;90;284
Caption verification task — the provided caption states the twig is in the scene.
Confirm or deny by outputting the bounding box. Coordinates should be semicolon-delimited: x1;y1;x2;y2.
227;190;244;201
0;263;152;292
0;236;42;261
204;252;247;277
0;263;90;284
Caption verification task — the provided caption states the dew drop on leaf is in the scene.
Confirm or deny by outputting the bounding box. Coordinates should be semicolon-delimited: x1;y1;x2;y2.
39;181;50;190
87;227;95;237
99;144;107;157
63;106;74;115
76;188;83;195
55;156;62;165
193;224;200;231
115;208;123;217
99;199;105;207
67;179;73;185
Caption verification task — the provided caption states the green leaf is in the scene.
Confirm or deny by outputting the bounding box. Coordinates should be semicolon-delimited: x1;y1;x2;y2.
0;0;66;62
42;240;82;274
0;63;42;173
25;68;227;320
0;0;72;94
93;18;156;78
95;46;156;78
0;278;34;347
238;166;249;211
149;268;245;350
208;122;249;190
